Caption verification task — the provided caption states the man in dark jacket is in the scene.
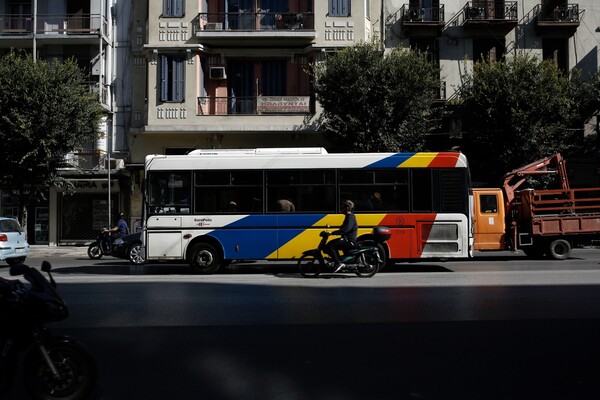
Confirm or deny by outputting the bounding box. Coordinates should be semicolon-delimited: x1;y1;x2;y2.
325;200;358;272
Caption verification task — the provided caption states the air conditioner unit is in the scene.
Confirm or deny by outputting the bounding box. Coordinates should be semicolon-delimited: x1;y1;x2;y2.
209;66;227;80
205;22;223;31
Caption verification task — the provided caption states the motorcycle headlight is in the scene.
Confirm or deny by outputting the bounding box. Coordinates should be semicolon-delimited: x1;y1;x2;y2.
113;238;124;246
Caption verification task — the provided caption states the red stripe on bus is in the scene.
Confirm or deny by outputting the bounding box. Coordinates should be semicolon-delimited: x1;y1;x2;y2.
428;153;460;168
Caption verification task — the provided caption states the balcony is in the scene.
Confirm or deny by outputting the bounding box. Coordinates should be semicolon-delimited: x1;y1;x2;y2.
533;4;580;37
197;96;312;116
0;14;108;41
460;1;518;35
88;81;110;109
193;12;315;46
63;150;101;170
400;3;445;36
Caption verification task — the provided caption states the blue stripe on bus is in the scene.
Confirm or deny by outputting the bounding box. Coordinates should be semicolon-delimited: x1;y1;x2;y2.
211;214;328;259
225;214;326;228
366;153;416;168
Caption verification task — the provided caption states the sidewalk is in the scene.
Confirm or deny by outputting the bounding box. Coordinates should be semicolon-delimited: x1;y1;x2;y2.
28;245;89;259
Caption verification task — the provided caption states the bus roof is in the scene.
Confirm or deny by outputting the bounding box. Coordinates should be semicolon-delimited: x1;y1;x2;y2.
145;149;468;170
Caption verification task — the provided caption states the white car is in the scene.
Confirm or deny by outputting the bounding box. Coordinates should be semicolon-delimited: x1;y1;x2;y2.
0;217;30;266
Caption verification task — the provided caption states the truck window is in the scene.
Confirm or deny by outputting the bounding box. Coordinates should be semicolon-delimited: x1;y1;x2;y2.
480;194;498;213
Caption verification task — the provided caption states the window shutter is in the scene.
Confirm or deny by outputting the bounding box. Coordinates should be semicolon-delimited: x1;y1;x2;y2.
160;55;168;101
175;57;185;101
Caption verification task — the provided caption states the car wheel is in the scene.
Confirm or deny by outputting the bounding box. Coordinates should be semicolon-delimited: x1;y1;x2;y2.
6;257;25;265
128;243;145;265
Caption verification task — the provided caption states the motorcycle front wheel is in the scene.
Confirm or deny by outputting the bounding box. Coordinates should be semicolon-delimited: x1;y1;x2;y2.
87;243;102;260
24;339;96;400
298;254;321;278
355;252;379;278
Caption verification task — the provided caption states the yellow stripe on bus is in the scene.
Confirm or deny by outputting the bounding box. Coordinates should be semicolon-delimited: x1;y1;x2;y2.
266;214;387;259
399;152;438;168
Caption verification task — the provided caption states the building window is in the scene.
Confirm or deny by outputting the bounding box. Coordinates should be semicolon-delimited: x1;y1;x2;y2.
160;55;186;102
163;0;185;17
329;0;351;17
261;61;286;96
473;38;505;63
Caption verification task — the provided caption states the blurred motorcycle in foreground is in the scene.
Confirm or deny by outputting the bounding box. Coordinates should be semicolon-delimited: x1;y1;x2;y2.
0;261;96;400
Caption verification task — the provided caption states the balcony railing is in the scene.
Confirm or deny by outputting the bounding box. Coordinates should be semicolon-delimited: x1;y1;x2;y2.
0;14;108;36
401;4;445;22
194;12;314;32
64;150;101;170
534;4;579;22
88;82;110;107
463;1;517;22
198;96;312;116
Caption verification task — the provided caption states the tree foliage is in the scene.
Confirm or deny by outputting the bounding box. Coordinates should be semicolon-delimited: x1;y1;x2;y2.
0;50;105;220
458;54;594;184
310;41;441;152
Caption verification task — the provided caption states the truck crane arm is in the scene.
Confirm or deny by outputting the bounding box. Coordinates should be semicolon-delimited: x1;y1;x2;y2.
502;153;570;208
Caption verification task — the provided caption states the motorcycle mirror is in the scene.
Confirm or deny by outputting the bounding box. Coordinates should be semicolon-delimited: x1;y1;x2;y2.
9;263;29;276
41;260;52;272
41;261;57;288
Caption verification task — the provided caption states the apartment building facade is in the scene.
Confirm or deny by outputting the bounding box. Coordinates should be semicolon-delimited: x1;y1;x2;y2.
384;0;600;182
385;0;599;100
0;0;132;245
126;0;383;221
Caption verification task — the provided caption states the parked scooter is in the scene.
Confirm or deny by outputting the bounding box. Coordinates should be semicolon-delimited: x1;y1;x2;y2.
0;261;96;400
298;226;391;278
87;230;112;259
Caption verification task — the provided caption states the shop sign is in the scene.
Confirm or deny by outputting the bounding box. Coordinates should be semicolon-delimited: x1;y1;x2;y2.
66;180;119;192
257;96;310;113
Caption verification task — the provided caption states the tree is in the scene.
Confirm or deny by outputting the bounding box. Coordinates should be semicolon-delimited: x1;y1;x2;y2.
309;41;441;152
0;50;105;224
457;54;591;185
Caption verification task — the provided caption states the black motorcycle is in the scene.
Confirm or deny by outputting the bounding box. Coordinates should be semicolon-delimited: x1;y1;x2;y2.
298;226;391;278
0;261;96;400
87;230;112;259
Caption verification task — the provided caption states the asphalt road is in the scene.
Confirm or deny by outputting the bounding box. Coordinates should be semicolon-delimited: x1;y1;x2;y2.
2;249;600;399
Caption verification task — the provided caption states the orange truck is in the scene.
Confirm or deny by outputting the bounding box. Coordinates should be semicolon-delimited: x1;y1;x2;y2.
473;154;600;259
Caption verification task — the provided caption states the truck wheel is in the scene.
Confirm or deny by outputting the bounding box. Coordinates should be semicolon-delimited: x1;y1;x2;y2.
548;239;571;260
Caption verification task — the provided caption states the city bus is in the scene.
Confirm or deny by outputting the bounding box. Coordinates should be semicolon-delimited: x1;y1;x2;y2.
142;148;472;273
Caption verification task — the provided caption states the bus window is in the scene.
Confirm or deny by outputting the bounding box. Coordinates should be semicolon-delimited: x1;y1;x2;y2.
266;170;335;212
194;170;263;213
412;169;433;212
339;169;409;212
147;171;191;214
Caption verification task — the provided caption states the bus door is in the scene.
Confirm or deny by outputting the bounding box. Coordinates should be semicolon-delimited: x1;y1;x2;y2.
473;188;506;250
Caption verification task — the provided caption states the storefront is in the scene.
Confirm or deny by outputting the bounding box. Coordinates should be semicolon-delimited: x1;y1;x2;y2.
1;189;50;245
52;177;128;245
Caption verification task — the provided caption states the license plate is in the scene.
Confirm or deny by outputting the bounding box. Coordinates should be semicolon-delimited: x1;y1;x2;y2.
15;248;23;253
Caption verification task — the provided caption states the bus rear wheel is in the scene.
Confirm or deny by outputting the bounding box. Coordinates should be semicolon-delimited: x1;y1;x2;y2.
189;243;221;274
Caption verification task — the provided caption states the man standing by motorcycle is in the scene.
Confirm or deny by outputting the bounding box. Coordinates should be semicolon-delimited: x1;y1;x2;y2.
325;200;358;272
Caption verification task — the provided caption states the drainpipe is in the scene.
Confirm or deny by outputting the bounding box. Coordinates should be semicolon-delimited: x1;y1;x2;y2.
33;0;37;62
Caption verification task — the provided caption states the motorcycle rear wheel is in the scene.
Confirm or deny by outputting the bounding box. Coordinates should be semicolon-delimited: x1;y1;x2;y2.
24;340;96;400
87;243;102;260
298;254;321;278
355;252;379;278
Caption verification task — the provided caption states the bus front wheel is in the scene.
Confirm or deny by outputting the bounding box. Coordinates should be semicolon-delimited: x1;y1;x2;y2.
189;243;221;274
